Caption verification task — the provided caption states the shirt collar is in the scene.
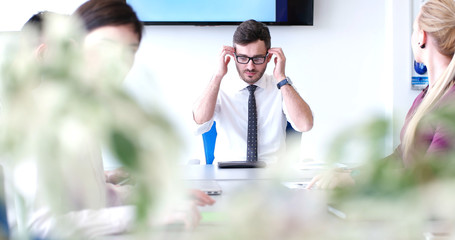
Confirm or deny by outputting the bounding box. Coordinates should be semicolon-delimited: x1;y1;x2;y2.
236;75;267;92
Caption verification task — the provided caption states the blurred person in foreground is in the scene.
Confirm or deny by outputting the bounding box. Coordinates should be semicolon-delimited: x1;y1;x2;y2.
21;10;135;203
21;10;132;191
74;0;214;209
308;0;455;189
2;0;213;238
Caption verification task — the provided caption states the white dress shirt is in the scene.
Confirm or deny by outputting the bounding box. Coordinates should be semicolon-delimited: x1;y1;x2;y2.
5;138;135;239
195;73;297;163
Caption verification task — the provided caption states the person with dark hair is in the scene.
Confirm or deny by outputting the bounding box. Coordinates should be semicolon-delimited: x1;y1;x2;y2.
21;10;132;187
193;19;313;164
20;11;65;70
73;0;214;208
74;0;144;81
75;0;143;42
21;11;51;47
7;0;212;238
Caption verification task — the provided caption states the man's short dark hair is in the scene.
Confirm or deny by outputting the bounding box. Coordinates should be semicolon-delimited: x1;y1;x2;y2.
233;19;271;49
22;11;63;46
74;0;143;42
22;11;60;35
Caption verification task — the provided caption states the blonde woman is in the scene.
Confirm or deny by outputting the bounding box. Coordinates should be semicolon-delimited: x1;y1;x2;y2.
308;0;455;189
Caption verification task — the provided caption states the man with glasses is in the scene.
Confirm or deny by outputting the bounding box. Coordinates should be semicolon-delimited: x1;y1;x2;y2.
193;19;313;164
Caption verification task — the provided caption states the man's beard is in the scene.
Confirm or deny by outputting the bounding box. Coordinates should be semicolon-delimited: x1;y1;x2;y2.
236;66;266;84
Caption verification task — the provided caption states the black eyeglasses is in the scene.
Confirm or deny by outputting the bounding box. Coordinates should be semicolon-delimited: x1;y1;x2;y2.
234;53;269;65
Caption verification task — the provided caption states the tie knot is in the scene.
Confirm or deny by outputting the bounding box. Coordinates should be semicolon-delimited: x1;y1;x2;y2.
247;85;257;93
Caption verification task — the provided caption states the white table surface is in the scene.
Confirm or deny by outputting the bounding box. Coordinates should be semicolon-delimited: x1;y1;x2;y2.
105;164;451;239
181;163;318;181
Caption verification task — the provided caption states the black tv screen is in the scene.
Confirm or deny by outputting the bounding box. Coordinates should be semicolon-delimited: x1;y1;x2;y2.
126;0;313;26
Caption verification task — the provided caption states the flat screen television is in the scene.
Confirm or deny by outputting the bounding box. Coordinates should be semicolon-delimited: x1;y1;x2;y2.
126;0;313;26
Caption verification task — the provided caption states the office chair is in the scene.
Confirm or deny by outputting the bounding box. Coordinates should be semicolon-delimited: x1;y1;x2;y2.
286;121;300;141
0;166;9;239
202;121;217;164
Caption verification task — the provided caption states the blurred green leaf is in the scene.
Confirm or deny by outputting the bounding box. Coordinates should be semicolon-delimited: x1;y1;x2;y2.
110;129;138;169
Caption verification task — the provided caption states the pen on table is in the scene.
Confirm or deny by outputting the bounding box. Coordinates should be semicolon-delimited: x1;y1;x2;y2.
327;205;347;220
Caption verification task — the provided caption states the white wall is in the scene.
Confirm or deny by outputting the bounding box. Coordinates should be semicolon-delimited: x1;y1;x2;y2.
391;0;421;147
2;0;420;166
123;0;420;165
0;0;86;31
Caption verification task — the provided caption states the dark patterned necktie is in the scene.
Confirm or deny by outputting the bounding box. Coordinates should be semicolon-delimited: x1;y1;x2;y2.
247;85;258;162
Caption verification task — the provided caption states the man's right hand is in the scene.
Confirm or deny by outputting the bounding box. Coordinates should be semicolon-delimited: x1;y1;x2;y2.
215;46;235;79
192;46;234;124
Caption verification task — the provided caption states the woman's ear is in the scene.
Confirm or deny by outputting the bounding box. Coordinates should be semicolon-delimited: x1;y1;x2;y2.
419;30;427;48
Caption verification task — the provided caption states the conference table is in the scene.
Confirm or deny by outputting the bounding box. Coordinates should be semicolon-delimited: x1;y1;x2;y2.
182;163;321;211
179;164;452;240
176;163;335;239
183;163;318;181
107;164;452;240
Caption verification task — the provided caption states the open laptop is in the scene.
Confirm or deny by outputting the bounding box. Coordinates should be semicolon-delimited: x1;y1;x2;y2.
186;180;222;195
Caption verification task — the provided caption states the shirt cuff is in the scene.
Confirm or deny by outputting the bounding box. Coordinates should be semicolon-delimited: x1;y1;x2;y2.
192;119;214;136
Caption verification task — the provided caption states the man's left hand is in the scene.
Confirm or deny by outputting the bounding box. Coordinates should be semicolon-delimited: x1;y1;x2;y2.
268;47;286;82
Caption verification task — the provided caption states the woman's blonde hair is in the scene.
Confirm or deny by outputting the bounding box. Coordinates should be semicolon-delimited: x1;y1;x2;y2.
402;0;455;163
